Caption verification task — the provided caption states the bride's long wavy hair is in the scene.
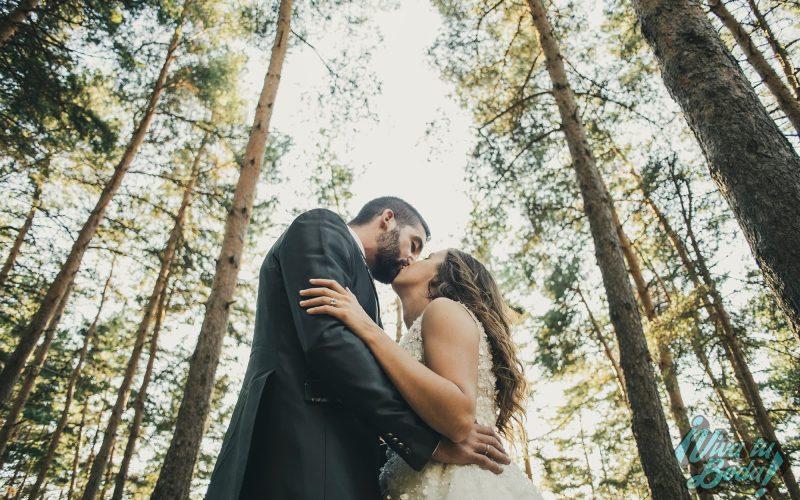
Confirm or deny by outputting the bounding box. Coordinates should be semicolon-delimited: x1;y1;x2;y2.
426;249;527;437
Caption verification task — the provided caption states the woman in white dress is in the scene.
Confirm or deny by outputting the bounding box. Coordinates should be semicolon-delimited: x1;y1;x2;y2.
299;248;545;499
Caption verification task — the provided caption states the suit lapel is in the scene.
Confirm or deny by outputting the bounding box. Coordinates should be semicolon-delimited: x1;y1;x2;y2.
357;252;382;327
342;221;382;327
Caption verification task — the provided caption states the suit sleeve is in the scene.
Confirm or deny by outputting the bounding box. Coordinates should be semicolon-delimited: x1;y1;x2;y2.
277;208;440;470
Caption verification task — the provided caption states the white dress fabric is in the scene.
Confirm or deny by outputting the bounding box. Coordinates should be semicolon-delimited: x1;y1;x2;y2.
379;302;545;500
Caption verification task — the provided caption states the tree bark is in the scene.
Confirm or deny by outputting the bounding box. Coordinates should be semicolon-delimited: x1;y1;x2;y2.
27;259;115;500
150;3;292;497
707;0;800;133
526;1;691;498
0;0;39;47
0;277;73;466
0;175;42;290
81;133;205;500
631;0;800;341
0;3;187;410
744;0;800;99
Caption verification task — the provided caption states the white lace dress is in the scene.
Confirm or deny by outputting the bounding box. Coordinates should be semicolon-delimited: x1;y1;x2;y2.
378;302;545;500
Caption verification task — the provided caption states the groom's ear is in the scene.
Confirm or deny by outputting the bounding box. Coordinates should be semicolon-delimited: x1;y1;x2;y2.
378;208;396;230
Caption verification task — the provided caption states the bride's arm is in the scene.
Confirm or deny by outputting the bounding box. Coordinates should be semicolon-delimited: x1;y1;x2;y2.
364;297;480;443
300;282;480;443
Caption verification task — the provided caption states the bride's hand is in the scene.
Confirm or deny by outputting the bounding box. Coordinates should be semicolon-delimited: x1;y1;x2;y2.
299;278;376;340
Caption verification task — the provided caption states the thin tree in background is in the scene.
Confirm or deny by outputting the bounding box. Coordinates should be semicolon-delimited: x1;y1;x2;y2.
669;167;799;498
631;0;800;342
575;286;628;405
26;258;115;500
151;1;292;497
526;1;691;498
110;284;171;500
67;392;90;500
111;138;209;499
81;134;208;500
707;0;800;133
0;0;39;46
0;174;42;290
0;277;74;464
744;0;800;98
0;1;190;409
630;164;797;497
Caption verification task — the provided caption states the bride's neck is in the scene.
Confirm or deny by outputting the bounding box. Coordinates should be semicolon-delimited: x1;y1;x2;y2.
396;284;432;328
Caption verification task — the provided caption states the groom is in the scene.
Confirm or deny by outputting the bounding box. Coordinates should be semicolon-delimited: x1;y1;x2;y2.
206;196;509;499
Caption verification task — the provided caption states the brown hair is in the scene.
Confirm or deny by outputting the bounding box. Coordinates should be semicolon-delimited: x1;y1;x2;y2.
426;249;527;437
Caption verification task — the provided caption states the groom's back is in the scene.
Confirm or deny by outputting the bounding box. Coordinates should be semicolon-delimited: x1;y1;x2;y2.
205;209;382;500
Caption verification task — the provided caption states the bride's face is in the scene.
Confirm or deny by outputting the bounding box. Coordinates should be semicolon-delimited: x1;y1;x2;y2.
391;249;447;290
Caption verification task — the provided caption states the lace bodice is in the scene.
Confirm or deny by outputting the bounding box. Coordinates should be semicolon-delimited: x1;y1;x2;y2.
397;301;498;427
379;300;545;500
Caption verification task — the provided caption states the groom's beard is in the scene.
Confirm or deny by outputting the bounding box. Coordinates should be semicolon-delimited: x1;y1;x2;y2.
372;228;406;284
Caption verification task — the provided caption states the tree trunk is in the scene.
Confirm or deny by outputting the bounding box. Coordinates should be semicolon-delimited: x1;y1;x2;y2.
27;259;115;500
0;176;42;290
150;3;292;497
634;170;798;497
707;0;800;133
519;423;533;481
67;396;90;500
81;134;205;500
0;3;187;410
83;395;111;495
526;1;691;498
0;277;73;465
111;255;175;500
611;200;712;499
632;0;800;341
0;0;39;46
744;0;800;99
98;441;115;500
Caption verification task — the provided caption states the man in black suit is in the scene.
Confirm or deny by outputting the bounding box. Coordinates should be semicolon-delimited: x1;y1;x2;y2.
206;197;509;499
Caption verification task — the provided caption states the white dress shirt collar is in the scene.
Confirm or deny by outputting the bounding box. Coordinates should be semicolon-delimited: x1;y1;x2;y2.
347;225;366;259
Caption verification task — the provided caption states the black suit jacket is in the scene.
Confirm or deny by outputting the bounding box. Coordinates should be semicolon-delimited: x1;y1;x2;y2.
205;208;440;500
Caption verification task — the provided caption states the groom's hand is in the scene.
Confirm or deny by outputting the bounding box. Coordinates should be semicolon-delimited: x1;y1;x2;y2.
431;423;511;474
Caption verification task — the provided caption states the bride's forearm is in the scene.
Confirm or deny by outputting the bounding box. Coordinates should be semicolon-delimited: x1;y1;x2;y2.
360;324;476;443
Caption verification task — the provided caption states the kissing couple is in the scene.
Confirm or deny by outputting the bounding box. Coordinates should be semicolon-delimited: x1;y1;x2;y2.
205;197;544;499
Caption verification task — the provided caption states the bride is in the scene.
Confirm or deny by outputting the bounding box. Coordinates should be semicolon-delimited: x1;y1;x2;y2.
299;248;545;499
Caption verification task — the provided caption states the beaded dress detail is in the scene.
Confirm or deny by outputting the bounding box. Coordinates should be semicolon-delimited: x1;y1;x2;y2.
378;301;544;500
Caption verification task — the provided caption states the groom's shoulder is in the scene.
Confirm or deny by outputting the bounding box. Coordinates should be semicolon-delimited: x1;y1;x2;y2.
293;207;345;224
283;208;349;238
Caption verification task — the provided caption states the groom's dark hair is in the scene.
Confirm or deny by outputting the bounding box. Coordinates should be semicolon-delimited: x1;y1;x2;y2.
349;196;431;240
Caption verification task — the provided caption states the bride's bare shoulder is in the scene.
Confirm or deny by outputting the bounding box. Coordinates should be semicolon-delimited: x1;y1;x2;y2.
420;297;480;343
